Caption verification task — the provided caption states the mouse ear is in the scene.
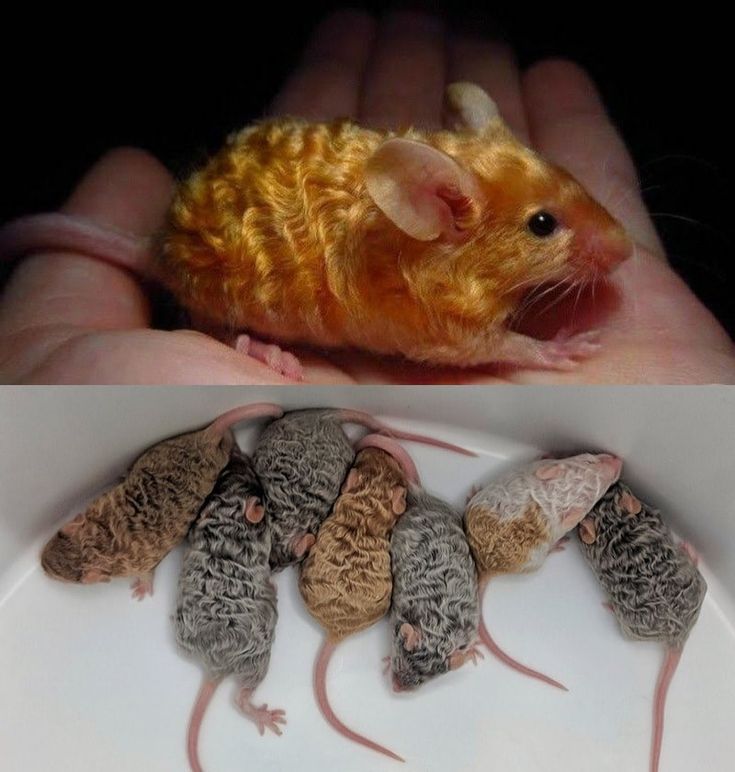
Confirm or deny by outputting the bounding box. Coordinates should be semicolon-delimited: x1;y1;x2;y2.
619;490;642;516
60;513;84;537
578;516;597;545
365;139;482;241
244;497;265;523
341;468;361;494
399;622;421;651
391;485;407;515
561;505;588;530
535;463;563;481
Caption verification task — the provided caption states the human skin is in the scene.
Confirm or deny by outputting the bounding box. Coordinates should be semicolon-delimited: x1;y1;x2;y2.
1;10;734;383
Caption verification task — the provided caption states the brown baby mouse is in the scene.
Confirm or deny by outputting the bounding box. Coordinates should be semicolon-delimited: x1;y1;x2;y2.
388;487;482;693
175;446;282;772
40;402;282;598
465;453;622;690
298;434;418;762
0;82;630;379
252;407;474;571
576;482;707;772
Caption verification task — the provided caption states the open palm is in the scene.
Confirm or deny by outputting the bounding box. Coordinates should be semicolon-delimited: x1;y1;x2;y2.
2;10;733;384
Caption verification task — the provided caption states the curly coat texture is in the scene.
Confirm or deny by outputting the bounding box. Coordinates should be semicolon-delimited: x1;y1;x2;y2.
252;409;355;570
578;482;706;646
175;448;276;685
40;429;232;583
389;488;479;689
465;501;551;577
161;115;624;364
299;448;406;642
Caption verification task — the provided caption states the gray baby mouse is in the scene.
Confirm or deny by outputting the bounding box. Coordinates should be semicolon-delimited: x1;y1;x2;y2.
388;488;482;691
577;481;707;772
175;446;283;772
252;408;474;570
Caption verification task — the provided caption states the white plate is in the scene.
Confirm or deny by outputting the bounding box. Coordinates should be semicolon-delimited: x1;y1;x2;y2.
1;387;734;771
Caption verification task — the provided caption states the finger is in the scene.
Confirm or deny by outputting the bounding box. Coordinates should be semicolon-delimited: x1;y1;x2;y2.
269;10;376;120
523;59;663;256
360;11;446;130
62;146;173;237
446;34;529;142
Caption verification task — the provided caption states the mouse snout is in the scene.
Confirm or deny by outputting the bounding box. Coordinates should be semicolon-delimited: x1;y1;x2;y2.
569;222;631;276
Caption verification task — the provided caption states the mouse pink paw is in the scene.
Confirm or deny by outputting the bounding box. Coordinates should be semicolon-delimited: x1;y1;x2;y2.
236;690;287;737
382;655;391;676
235;335;304;381
537;329;601;371
464;641;485;666
130;573;154;601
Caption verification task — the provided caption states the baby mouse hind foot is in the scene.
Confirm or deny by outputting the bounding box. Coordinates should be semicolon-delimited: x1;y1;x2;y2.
235;335;304;381
130;572;154;601
236;688;287;737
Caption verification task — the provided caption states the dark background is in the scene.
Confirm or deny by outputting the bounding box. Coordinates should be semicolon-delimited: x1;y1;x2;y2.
4;3;733;336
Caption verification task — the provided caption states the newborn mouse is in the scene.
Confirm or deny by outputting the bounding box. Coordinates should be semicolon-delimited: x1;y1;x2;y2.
576;481;707;772
299;434;417;762
465;453;622;690
40;402;282;598
0;82;630;379
175;446;282;772
252;407;474;570
389;487;481;692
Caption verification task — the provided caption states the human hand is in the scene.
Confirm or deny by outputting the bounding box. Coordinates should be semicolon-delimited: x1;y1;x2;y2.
2;10;734;384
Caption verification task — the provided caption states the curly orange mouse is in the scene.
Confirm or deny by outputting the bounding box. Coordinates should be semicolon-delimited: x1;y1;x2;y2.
0;83;631;379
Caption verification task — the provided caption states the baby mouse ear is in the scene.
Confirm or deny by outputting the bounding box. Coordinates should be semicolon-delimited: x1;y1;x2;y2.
341;468;361;494
244;497;265;523
391;485;407;515
365;139;482;241
619;490;642;516
399;622;421;651
535;463;563;481
60;513;84;537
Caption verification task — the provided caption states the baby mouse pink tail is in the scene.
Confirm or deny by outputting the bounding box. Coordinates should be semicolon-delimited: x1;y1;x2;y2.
315;639;404;763
477;585;567;691
354;434;420;485
651;647;682;772
206;403;284;440
0;213;152;277
335;409;476;457
187;678;220;772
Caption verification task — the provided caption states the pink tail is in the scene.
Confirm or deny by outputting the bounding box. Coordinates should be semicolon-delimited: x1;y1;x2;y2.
336;409;476;457
478;607;567;691
354;434;420;485
207;403;284;439
0;213;150;275
314;639;404;762
187;678;220;772
651;648;682;772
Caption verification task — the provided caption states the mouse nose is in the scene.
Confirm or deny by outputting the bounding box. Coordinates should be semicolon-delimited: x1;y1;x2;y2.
571;224;632;275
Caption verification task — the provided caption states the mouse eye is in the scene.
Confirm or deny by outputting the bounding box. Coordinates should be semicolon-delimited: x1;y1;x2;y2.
527;211;558;237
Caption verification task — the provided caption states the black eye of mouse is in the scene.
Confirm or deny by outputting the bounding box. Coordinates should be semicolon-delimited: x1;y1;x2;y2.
527;211;558;237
